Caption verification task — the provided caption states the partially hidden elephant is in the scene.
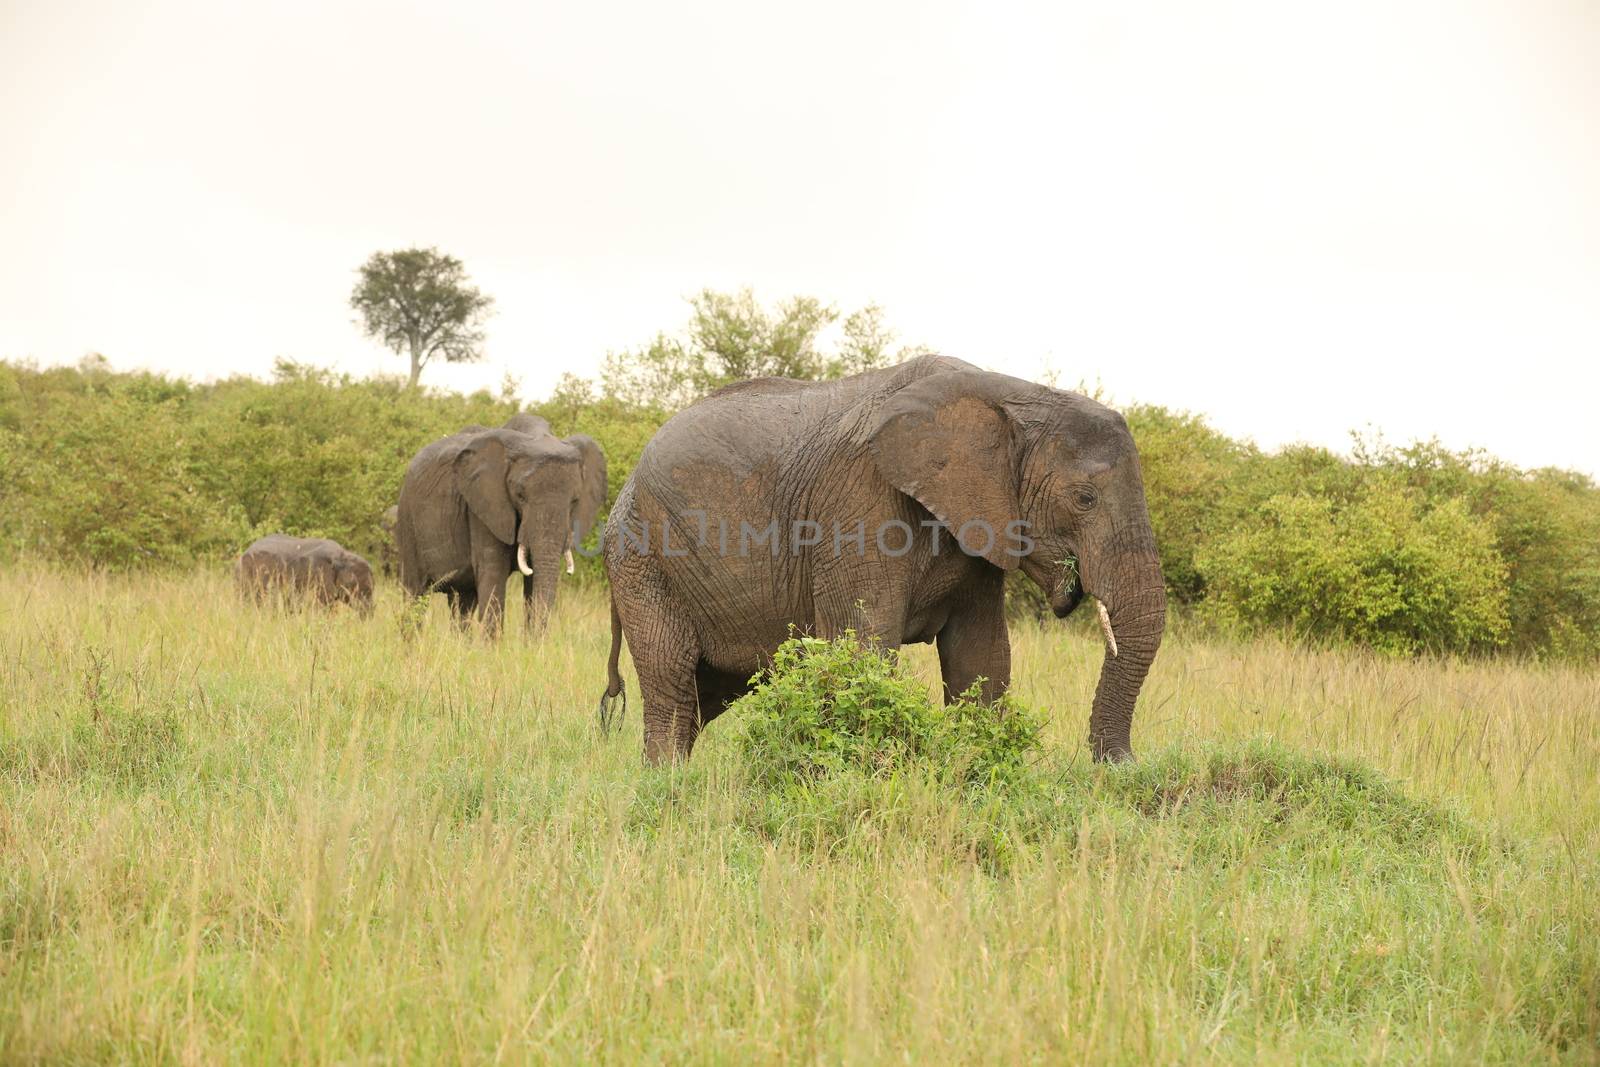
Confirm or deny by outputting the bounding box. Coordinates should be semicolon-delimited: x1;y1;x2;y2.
235;534;375;614
601;355;1166;764
397;413;607;635
377;505;399;578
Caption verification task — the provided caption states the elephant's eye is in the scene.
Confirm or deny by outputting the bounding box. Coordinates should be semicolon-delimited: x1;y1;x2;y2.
1069;485;1098;513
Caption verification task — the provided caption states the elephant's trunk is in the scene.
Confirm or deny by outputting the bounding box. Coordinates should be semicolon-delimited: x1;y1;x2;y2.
520;523;566;634
1082;536;1166;762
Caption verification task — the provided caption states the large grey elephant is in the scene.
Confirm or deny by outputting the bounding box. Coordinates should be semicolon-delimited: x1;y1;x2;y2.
235;534;375;614
601;355;1166;764
397;414;606;635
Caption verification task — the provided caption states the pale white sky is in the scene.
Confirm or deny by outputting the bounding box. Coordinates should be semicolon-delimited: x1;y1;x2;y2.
2;0;1596;473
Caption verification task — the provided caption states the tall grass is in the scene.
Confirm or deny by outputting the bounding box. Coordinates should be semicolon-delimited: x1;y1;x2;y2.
1;565;1596;1063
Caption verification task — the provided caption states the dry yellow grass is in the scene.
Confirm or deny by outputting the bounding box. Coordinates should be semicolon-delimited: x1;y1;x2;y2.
1;565;1596;1063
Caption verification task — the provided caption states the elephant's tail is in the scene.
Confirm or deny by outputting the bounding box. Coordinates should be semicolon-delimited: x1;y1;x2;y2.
598;593;626;734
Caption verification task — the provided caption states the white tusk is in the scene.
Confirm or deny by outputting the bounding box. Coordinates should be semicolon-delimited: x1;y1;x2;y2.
516;543;534;576
1096;599;1118;658
564;548;575;575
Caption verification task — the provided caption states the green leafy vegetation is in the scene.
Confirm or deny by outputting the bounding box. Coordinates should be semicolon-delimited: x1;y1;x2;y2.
1199;485;1510;655
597;288;917;408
1115;405;1600;659
0;357;658;580
3;295;1597;662
735;632;1044;791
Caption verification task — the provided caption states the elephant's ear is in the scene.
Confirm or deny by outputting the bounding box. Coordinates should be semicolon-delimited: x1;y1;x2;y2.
866;371;1023;570
564;434;608;541
454;437;517;544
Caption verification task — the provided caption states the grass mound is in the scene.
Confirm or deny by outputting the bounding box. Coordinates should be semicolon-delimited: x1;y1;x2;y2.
1093;739;1493;853
699;633;1512;899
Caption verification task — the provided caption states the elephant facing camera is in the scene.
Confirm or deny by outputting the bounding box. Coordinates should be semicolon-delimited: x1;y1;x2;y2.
396;414;607;637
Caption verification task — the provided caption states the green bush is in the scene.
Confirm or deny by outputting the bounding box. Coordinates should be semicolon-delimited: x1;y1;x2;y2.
1199;483;1510;655
717;631;1043;870
185;363;522;559
0;358;665;579
734;631;1044;791
17;392;247;568
1124;404;1255;605
1369;440;1600;659
0;360;522;567
1118;406;1598;659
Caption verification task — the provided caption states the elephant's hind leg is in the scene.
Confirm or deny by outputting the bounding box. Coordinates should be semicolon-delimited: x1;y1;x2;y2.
617;571;703;764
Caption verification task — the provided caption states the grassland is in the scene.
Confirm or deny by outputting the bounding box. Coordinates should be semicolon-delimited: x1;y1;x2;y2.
1;565;1597;1064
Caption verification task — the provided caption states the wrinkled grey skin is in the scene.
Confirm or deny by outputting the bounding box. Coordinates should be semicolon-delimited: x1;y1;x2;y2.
236;534;375;615
397;414;606;635
602;355;1166;764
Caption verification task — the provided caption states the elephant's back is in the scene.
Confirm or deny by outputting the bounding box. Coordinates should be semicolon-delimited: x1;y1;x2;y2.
640;357;975;476
639;378;826;486
243;534;343;559
238;535;310;590
242;534;307;560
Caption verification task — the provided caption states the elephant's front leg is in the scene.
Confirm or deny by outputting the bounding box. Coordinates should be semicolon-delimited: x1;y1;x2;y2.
464;515;514;638
934;569;1011;704
474;561;511;637
445;586;478;632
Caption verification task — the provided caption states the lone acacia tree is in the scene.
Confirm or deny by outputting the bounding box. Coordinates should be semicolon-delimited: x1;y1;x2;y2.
350;247;494;388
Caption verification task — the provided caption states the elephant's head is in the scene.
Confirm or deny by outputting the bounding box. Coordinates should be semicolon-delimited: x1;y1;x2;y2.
453;427;607;624
334;553;375;616
868;367;1166;760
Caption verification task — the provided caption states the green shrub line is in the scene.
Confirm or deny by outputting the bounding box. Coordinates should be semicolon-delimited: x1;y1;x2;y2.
2;356;1596;659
